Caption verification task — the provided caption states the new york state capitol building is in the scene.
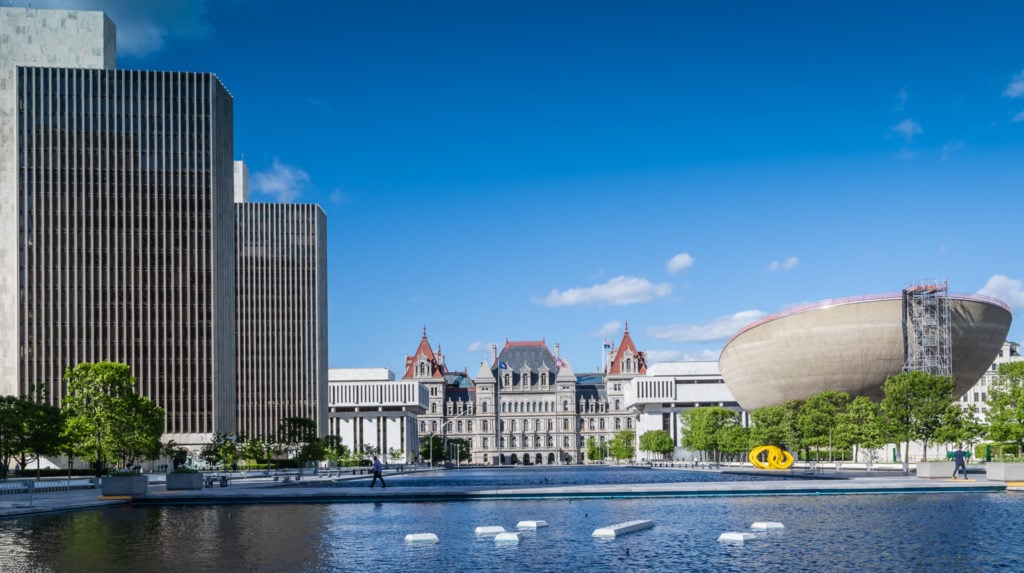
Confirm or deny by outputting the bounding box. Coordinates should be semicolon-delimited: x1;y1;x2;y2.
327;325;742;465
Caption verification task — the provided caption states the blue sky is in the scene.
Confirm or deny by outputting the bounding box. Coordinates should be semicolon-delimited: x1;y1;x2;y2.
28;1;1024;374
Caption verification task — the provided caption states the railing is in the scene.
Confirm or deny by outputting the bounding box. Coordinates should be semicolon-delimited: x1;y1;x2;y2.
0;478;97;506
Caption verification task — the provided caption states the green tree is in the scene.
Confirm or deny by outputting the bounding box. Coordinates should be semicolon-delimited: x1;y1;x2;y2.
0;395;64;478
278;417;318;460
839;396;886;463
296;437;326;468
985;362;1024;456
241;437;267;466
797;391;850;461
200;433;241;469
748;400;803;454
419;434;445;464
162;440;189;470
608;430;636;463
0;396;26;478
935;404;983;449
719;424;751;458
62;362;165;476
585;437;609;462
881;371;957;462
680;407;742;463
445;438;471;463
322;435;348;463
638;429;675;460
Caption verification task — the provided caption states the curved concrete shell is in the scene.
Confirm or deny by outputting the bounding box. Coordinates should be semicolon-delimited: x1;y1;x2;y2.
718;293;1012;410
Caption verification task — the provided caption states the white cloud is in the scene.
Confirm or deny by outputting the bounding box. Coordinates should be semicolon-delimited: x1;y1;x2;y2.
31;0;214;58
890;118;923;142
252;159;309;203
591;322;622;338
1012;110;1024;123
330;188;353;204
1005;70;1024;98
666;252;695;274
466;341;488;352
941;140;964;161
647;310;766;343
537;276;672;307
978;275;1024;310
767;256;799;271
892;87;908;112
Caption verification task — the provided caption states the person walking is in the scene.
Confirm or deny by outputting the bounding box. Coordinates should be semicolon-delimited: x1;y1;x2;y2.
952;445;968;480
370;455;386;488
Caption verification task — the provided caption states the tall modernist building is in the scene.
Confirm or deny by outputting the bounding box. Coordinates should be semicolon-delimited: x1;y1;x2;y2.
1;8;116;399
235;201;328;438
2;6;329;449
2;8;238;444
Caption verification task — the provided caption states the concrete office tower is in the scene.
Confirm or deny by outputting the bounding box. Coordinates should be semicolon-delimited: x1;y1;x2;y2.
0;8;116;399
235;203;328;438
4;8;237;445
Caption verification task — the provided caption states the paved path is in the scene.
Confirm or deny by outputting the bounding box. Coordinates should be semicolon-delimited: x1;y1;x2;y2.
2;469;1014;518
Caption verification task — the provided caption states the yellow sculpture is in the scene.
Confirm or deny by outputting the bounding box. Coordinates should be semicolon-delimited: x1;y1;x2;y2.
749;445;794;469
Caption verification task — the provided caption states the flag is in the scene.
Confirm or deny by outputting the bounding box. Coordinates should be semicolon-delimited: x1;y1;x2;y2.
556;357;566;368
603;340;611;349
498;361;509;370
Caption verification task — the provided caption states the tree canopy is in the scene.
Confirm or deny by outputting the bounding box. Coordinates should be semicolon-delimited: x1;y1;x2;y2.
985;362;1024;456
62;361;165;475
608;430;636;463
880;370;958;462
638;429;675;459
679;406;742;463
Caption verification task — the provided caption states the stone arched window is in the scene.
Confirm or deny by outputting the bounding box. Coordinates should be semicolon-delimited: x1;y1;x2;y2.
614;418;621;430
599;418;606;430
483;420;489;432
483;437;489;448
467;421;473;432
431;420;437;433
430;403;437;414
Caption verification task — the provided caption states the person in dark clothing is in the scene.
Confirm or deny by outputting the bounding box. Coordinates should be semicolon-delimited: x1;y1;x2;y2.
952;445;968;479
370;456;386;488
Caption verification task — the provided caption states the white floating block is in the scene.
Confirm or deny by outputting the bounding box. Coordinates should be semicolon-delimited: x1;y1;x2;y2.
592;519;655;539
474;526;506;536
404;533;439;544
516;520;548;530
751;521;785;531
494;532;521;543
718;532;757;544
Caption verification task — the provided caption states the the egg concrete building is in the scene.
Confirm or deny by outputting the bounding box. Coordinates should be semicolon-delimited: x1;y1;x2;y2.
719;288;1012;411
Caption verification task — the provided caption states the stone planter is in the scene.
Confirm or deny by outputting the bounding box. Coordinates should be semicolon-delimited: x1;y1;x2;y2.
915;461;955;479
985;462;1024;482
101;475;149;496
165;472;204;490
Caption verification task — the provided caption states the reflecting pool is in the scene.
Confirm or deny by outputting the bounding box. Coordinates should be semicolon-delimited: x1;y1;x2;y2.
2;469;1023;572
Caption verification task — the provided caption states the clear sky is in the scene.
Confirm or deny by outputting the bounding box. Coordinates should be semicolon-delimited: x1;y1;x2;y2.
25;1;1024;374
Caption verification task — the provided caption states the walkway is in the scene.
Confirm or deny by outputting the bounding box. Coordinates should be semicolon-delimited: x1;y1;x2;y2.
2;468;1016;518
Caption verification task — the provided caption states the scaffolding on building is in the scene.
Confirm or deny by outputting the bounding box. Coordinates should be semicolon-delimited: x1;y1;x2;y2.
901;280;952;377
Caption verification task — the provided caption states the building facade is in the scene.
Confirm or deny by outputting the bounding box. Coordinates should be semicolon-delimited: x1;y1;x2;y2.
402;328;643;465
624;361;744;462
236;202;328;438
2;7;329;451
0;7;116;400
961;341;1022;422
13;63;237;444
327;368;427;463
